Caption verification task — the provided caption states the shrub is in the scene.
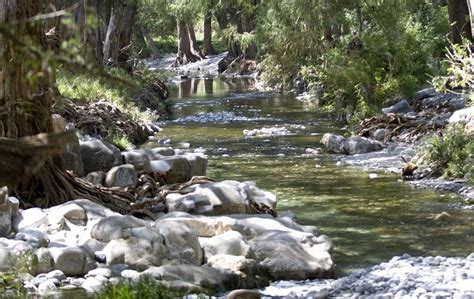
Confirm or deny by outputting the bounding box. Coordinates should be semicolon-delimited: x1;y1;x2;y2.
423;124;474;180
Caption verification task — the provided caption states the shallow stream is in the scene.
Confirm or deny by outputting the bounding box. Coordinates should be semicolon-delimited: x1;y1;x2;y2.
152;76;473;276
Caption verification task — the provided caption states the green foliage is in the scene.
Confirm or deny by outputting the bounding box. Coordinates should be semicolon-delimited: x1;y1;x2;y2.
97;277;183;299
0;249;37;297
257;0;449;120
423;124;474;180
433;40;474;105
57;68;161;125
110;132;135;151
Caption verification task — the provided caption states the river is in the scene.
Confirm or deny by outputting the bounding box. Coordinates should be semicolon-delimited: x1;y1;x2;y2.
152;75;474;276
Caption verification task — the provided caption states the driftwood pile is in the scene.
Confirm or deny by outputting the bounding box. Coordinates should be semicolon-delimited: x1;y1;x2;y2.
54;100;159;144
357;106;455;143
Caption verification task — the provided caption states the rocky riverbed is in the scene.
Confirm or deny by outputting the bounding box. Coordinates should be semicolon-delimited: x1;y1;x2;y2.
320;87;474;202
263;253;474;298
0;137;335;297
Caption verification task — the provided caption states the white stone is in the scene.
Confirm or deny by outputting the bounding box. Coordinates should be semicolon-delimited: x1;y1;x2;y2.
37;279;58;295
122;151;152;174
49;246;96;276
199;230;251;259
12;208;48;232
81;276;105;292
48;202;87;227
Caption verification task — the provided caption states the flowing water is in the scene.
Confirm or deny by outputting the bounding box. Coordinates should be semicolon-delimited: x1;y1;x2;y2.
152;76;474;276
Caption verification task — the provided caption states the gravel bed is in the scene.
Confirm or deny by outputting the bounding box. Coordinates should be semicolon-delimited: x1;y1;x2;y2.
262;253;474;298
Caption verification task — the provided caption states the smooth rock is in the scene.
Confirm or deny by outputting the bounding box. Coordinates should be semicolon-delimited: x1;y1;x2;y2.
199;230;252;259
413;87;437;101
150;160;171;173
35;248;54;274
321;133;346;154
102;236;167;271
121;269;141;281
81;276;105;292
184;153;208;176
37;279;58;295
48;202;87;227
104;164;138;188
449;107;474;124
12;208;48;232
91;215;146;242
86;267;113;278
84;171;105;186
80;139;122;174
343;136;383;155
382;99;412;114
49;246;96;276
158;221;203;265
122;151;152;174
46;269;66;281
147;147;175;157
0;213;11;238
227;289;262;299
144;265;240;291
71;199;119;222
370;128;389;142
161;156;192;184
16;228;49;248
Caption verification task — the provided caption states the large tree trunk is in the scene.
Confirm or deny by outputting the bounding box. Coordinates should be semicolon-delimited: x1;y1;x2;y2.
103;4;121;65
0;0;136;211
0;1;76;206
468;0;474;38
140;24;161;59
447;0;472;44
203;12;216;55
187;22;205;59
173;20;200;66
117;2;137;68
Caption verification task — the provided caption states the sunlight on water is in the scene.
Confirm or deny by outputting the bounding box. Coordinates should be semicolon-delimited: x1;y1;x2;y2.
149;76;474;275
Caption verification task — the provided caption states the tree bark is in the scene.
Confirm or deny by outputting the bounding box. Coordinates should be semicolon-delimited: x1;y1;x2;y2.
103;4;120;65
187;22;205;59
468;0;474;38
203;12;216;55
0;0;75;206
173;20;200;66
140;24;161;59
0;0;137;211
447;0;472;44
117;2;137;67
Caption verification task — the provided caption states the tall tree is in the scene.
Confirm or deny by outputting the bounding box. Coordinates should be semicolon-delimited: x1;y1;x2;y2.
447;0;472;43
202;0;216;55
103;0;138;68
0;0;135;211
174;19;201;65
187;21;205;59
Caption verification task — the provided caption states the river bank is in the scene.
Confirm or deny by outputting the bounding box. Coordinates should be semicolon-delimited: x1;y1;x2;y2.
2;56;470;297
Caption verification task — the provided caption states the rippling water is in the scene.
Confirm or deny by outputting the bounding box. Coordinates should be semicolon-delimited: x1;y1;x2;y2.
151;76;474;276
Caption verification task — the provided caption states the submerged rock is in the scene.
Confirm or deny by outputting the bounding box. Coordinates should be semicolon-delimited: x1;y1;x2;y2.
321;133;383;155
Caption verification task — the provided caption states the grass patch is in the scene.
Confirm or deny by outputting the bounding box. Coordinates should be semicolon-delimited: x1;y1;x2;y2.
57;67;167;125
97;277;196;299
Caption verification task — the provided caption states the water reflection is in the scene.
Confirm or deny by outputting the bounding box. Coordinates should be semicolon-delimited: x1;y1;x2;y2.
174;76;256;99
